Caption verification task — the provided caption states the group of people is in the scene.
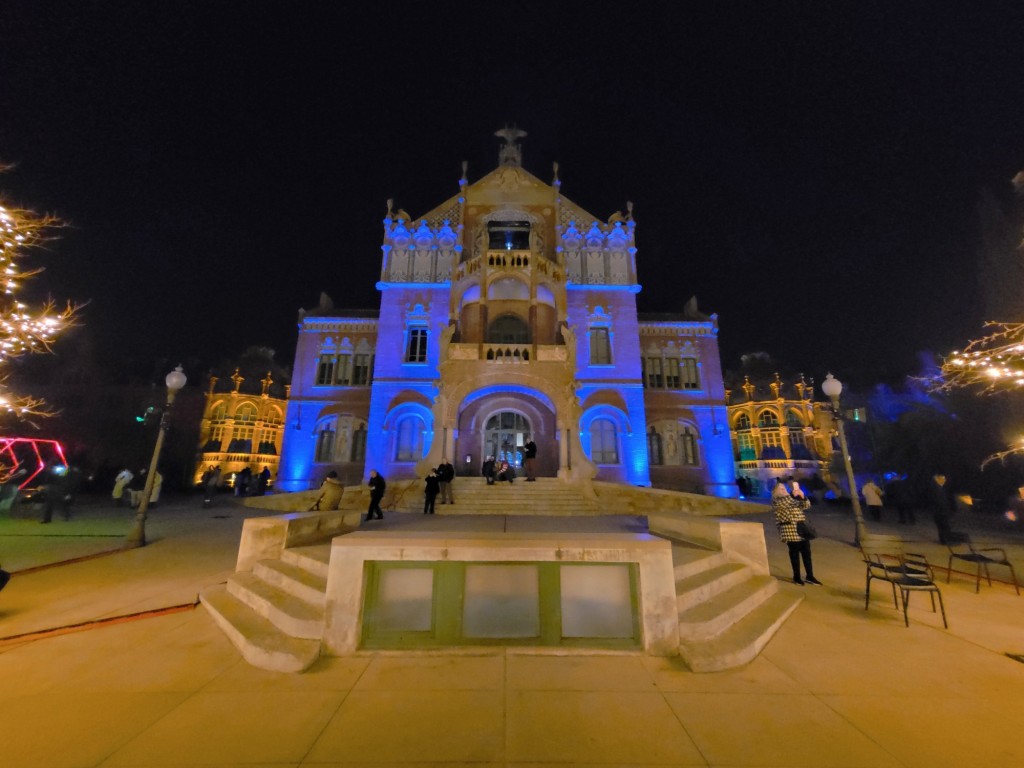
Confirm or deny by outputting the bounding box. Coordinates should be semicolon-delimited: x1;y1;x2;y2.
481;436;538;486
771;470;972;585
422;458;456;515
111;467;163;510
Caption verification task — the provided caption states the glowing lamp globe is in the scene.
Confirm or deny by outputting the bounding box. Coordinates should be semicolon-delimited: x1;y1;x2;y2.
821;373;842;401
165;365;187;392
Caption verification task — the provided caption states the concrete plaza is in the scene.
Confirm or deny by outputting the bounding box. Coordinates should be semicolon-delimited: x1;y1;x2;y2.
1;494;1023;767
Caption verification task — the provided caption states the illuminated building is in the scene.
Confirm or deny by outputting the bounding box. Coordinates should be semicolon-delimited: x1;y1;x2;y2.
278;130;736;496
193;368;287;487
726;373;835;497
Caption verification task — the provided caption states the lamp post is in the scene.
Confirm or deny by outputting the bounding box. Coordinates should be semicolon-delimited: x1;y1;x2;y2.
821;373;868;545
124;365;187;549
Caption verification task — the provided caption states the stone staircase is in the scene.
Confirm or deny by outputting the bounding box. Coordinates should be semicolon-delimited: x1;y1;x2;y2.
342;476;603;516
200;543;331;673
670;541;803;672
203;480;802;673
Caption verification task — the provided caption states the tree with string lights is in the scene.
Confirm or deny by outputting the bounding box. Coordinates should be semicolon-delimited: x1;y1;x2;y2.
0;168;76;426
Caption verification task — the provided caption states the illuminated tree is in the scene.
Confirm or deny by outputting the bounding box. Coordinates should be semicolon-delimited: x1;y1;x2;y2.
0;167;76;422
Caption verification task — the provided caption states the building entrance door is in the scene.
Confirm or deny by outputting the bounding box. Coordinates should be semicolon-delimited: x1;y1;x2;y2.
483;412;530;469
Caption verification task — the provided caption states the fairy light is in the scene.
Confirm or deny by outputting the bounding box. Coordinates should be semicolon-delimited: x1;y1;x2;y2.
0;186;75;417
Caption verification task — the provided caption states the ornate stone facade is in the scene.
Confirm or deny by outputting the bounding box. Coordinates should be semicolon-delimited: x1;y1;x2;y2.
278;131;736;496
193;369;287;488
726;373;835;497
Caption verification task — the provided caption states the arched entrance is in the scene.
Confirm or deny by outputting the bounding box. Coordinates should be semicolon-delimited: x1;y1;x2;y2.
483;411;531;468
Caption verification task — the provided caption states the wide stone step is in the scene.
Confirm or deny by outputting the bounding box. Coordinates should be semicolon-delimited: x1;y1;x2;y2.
679;590;804;673
670;544;729;581
281;543;332;581
678;576;778;641
253;559;327;608
227;572;325;640
675;562;752;613
200;585;320;673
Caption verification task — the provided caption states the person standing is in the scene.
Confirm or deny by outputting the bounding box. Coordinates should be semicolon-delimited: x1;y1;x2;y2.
112;468;133;507
437;458;455;504
257;466;272;495
128;469;148;508
41;465;72;523
929;473;954;544
773;480;821;585
861;478;884;522
203;465;221;507
423;469;440;514
366;469;386;521
524;436;537;481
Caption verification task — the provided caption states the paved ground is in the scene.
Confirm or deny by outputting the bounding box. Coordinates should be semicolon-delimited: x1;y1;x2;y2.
1;493;1023;767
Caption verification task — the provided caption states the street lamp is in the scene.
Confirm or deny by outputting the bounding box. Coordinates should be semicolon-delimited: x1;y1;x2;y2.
821;373;868;544
124;365;187;549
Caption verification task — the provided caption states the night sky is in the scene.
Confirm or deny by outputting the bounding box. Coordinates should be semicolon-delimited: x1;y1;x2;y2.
3;3;1024;388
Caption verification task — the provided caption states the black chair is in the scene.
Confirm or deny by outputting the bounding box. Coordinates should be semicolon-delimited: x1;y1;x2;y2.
946;532;1020;595
861;535;948;628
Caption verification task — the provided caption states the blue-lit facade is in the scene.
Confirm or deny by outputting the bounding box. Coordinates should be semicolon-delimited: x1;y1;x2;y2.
278;132;736;497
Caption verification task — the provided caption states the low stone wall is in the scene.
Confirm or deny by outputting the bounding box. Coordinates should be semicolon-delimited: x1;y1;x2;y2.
235;509;362;572
647;513;770;576
322;531;679;657
593;481;768;517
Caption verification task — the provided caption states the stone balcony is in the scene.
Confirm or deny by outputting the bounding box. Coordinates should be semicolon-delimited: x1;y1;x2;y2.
453;250;563;282
447;343;568;365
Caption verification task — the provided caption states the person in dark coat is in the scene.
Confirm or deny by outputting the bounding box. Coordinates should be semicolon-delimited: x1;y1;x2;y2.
423;469;440;514
482;456;496;485
40;465;74;523
887;476;915;525
256;466;272;495
929;473;954;544
524;436;537;481
437;458;455;504
366;469;386;521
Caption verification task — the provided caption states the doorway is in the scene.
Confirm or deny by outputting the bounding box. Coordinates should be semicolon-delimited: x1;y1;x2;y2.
483;411;530;468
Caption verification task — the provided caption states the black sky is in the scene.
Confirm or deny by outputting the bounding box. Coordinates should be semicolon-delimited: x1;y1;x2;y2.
2;2;1024;388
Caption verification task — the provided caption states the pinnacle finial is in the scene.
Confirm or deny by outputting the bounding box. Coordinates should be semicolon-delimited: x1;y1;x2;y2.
495;125;527;167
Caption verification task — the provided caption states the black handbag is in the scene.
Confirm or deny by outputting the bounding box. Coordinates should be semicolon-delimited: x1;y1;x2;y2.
796;520;817;540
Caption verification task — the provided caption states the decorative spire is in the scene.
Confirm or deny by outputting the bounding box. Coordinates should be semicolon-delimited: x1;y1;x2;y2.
742;375;755;401
552;161;560;186
460;161;468;188
770;372;783;400
495;125;527;167
261;371;273;396
626;201;634;221
795;373;807;401
230;368;244;394
207;375;218;395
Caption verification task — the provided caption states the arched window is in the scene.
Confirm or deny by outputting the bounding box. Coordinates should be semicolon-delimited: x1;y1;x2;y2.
315;420;336;462
735;413;751;430
590;418;619;464
488;314;529;344
647;428;663;466
680;426;699;466
785;410;805;428
757;411;779;428
394;415;424;462
351;422;367;463
205;402;228;452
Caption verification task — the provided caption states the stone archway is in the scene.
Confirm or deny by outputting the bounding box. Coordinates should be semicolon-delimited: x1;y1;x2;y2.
454;393;557;479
